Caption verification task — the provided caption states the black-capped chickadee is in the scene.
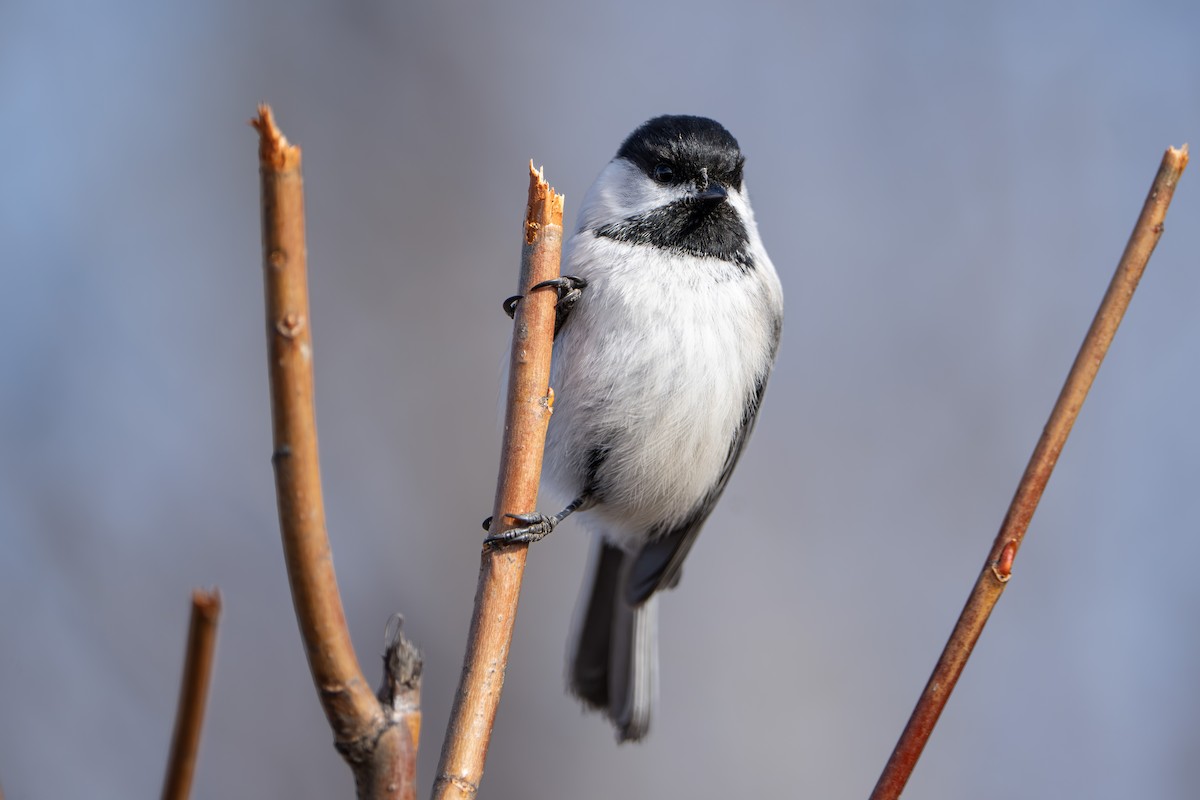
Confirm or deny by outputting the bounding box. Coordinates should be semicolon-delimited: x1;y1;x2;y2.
487;115;783;741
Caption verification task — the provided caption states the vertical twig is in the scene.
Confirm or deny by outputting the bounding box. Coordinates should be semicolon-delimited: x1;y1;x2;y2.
253;104;421;800
161;589;222;800
254;99;379;740
870;144;1189;800
432;163;564;800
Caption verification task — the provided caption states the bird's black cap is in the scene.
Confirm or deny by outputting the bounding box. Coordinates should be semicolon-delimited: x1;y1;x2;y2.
616;115;745;189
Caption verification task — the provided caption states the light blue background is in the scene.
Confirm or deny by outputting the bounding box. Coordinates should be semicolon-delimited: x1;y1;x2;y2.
1;1;1197;797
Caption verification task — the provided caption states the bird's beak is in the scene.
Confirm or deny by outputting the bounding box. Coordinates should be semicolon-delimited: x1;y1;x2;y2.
691;183;728;204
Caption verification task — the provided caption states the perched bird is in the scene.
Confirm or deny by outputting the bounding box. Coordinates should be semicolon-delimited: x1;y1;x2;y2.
487;115;783;741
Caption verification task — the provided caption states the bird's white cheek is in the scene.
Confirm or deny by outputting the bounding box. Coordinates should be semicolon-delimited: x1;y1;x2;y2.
574;160;688;231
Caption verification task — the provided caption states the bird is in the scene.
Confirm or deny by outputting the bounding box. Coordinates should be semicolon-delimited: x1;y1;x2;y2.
486;115;783;741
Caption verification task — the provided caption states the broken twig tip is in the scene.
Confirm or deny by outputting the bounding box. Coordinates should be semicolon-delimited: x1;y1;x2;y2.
524;161;565;243
191;587;222;618
1170;143;1189;168
252;104;301;170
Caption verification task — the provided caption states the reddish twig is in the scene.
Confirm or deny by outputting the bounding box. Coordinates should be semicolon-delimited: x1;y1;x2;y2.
432;163;564;800
161;589;222;800
870;144;1189;800
253;104;421;800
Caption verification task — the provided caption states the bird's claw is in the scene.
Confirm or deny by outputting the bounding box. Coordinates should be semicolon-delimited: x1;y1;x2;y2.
532;275;589;308
502;275;589;319
483;512;558;546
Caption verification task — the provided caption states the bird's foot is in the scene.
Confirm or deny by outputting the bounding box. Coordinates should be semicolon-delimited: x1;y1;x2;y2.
502;275;589;319
481;495;590;547
482;512;559;545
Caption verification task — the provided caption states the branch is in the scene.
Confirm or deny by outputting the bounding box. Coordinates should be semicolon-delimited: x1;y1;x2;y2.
380;617;424;719
870;144;1189;800
432;164;564;800
253;104;422;800
161;589;221;800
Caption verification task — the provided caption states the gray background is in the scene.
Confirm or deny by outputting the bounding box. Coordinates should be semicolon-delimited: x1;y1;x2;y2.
2;1;1198;798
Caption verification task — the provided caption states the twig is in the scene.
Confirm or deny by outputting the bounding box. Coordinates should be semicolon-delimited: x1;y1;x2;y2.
380;616;424;726
869;144;1189;800
432;163;564;800
254;100;378;741
161;589;222;800
253;104;422;800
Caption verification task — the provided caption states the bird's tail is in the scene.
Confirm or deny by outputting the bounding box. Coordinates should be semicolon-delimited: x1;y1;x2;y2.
567;537;658;742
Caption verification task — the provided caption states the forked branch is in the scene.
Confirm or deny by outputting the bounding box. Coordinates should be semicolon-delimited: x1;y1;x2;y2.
253;105;421;800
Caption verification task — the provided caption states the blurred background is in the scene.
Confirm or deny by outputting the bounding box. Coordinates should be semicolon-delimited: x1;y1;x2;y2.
2;1;1198;798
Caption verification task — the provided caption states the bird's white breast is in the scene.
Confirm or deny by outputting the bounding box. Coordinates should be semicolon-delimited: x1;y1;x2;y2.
543;232;780;544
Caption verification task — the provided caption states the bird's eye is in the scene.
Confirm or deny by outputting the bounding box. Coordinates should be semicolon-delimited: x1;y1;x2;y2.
652;164;674;183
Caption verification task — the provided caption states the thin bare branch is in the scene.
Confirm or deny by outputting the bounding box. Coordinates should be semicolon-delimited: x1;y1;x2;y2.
253;104;421;800
161;588;222;800
432;163;564;800
870;144;1189;800
379;615;423;732
254;101;379;739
